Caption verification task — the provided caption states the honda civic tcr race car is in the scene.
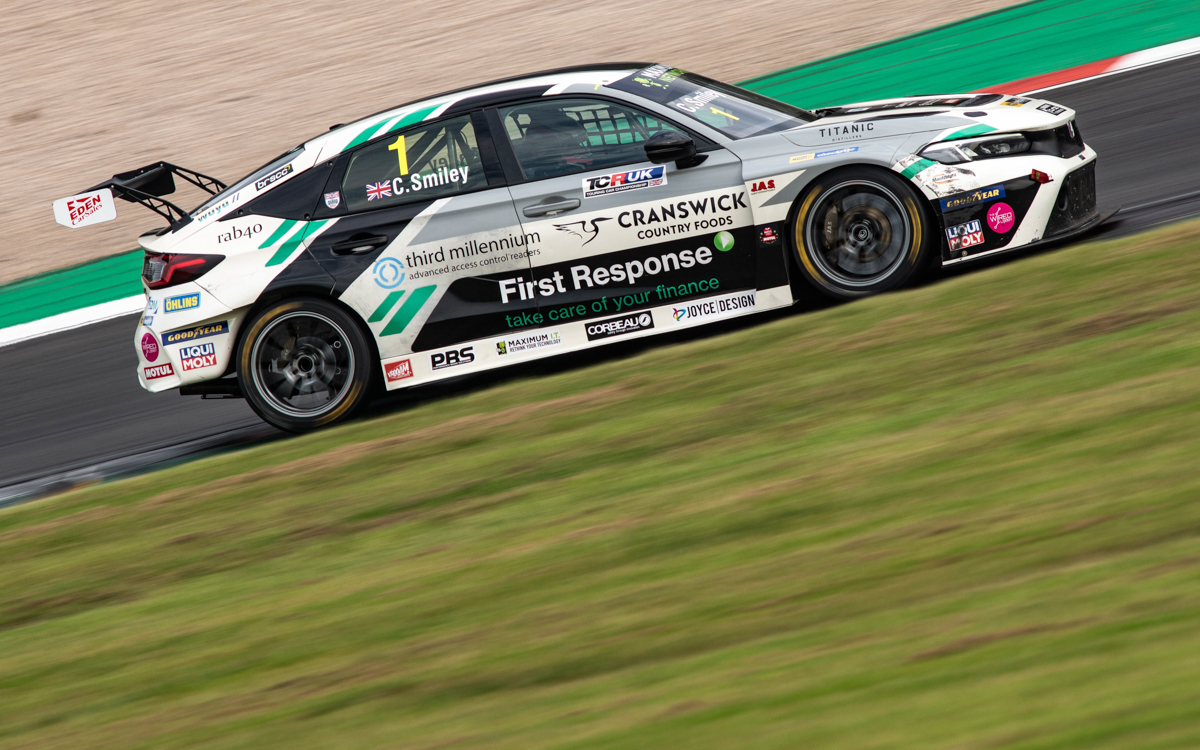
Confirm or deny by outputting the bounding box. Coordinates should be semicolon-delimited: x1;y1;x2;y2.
54;63;1107;432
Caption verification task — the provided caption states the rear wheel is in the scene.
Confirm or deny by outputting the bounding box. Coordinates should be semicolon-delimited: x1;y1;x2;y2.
237;298;373;433
791;167;934;299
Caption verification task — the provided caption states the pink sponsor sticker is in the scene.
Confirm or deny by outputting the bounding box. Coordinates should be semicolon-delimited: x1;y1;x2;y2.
140;332;159;362
987;202;1016;233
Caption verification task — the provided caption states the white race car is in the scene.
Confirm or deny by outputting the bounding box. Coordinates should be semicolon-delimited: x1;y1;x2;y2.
55;63;1106;431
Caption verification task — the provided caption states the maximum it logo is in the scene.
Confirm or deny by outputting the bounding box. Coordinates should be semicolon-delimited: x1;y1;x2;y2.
368;284;437;336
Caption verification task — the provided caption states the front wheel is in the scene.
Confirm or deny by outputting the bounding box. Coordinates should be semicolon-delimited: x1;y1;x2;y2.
237;298;374;433
791;167;935;300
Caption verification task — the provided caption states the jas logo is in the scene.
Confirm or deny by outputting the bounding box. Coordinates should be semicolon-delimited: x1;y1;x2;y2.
553;217;611;245
368;284;437;336
430;346;474;371
750;179;776;194
583;166;666;198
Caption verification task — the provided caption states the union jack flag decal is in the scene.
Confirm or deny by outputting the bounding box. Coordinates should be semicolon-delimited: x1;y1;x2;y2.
365;182;392;201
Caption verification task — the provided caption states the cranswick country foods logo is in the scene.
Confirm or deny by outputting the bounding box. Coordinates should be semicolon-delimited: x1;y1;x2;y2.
163;321;229;346
179;342;218;372
255;163;293;191
495;330;563;355
583;166;666;198
385;358;414;382
939;184;1006;212
586;312;654;341
165;293;200;313
144;363;174;380
670;290;756;324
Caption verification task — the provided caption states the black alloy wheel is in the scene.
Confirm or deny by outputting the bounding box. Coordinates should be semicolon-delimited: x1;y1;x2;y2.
237;298;374;432
791;166;934;299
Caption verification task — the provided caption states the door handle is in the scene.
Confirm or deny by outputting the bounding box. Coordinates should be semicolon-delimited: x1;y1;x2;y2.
523;198;580;217
330;234;390;255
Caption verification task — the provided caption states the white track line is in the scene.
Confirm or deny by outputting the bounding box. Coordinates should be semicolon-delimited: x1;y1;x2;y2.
0;295;144;349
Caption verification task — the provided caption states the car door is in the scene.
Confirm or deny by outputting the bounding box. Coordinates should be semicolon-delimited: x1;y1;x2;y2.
495;97;755;336
307;112;538;369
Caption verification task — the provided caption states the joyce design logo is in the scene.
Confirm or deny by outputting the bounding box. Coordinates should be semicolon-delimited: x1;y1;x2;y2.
372;257;406;289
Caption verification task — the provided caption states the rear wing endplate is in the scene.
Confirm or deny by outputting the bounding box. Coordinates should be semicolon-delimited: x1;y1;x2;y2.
52;162;227;231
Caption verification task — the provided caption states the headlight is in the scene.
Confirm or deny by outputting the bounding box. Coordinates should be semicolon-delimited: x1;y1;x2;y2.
920;134;1031;164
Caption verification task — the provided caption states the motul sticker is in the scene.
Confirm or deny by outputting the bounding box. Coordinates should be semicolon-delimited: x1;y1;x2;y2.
385;358;413;382
52;188;117;228
144;363;175;380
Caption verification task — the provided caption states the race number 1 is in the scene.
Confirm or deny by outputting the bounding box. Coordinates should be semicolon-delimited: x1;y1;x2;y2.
388;135;409;176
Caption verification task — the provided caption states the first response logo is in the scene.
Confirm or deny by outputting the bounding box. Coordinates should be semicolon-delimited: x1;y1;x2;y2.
584;166;666;198
671;290;756;324
164;293;200;313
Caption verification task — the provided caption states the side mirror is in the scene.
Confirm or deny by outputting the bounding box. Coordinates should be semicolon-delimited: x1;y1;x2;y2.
644;131;707;168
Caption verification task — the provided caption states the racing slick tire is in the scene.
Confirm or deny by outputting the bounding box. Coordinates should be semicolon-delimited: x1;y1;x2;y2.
790;166;935;300
236;298;374;433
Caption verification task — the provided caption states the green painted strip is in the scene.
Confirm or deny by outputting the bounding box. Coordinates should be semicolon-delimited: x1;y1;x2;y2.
380;285;436;336
368;291;405;323
381;104;441;136
945;124;999;141
900;158;937;180
265;239;303;268
342;116;396;153
740;0;1200;108
0;250;143;329
258;220;299;249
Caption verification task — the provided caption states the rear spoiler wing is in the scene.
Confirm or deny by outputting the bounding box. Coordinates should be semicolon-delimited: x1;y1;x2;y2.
52;162;227;231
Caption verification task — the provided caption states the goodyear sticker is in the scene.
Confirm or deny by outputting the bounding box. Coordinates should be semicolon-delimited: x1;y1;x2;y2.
163;321;228;345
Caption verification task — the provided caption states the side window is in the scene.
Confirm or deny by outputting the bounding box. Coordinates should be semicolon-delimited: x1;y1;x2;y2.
342;115;484;212
499;98;683;181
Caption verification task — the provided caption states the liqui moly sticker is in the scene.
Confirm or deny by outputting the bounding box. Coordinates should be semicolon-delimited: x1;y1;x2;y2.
52;188;118;228
179;342;218;372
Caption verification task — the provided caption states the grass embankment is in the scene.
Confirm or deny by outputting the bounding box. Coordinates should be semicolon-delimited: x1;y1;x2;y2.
4;221;1200;748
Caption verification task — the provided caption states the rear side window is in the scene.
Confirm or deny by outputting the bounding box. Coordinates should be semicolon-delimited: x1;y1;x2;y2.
342;115;484;212
499;98;683;181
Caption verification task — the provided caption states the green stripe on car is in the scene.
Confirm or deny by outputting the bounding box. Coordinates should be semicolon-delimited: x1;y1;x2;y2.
380;285;436;336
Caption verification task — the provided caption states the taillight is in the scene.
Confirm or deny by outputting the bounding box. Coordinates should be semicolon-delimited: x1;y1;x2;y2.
142;252;223;289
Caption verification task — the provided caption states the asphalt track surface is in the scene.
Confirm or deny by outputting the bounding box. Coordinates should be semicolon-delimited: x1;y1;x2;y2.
4;54;1200;502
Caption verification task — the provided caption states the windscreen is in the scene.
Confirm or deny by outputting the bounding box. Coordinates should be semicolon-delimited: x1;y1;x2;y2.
609;65;817;139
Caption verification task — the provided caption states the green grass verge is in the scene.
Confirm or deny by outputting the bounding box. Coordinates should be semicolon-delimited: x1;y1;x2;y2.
4;220;1200;748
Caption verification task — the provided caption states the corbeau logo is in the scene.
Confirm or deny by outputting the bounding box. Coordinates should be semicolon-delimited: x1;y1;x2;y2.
163;321;229;346
583;166;666;198
385;359;414;382
430;346;474;371
750;179;776;194
939;184;1006;212
255;163;294;191
144;363;175;380
586;312;654;341
164;293;201;313
179;342;218;372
